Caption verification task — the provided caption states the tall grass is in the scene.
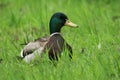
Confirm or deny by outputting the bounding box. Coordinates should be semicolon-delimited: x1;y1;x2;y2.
0;0;120;80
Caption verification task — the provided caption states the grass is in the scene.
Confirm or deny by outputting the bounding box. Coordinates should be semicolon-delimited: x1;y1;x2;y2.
0;0;120;80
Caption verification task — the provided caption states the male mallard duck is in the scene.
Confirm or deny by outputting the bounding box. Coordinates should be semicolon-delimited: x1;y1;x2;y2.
20;12;78;63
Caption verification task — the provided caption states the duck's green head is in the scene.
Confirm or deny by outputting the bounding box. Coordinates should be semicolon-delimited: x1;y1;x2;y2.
49;12;78;34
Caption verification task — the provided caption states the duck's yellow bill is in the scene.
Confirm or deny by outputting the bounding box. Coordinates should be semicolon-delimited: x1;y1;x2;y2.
64;20;78;28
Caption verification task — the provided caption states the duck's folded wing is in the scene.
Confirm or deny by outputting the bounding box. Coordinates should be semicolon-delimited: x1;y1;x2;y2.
21;36;49;57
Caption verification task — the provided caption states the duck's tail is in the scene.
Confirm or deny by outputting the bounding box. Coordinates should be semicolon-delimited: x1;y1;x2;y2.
20;50;24;58
16;50;24;61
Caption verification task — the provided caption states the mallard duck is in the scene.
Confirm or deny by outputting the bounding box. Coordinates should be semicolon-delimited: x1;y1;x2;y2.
20;12;78;63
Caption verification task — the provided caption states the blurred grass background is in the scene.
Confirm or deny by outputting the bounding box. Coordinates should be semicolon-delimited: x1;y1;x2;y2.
0;0;120;80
